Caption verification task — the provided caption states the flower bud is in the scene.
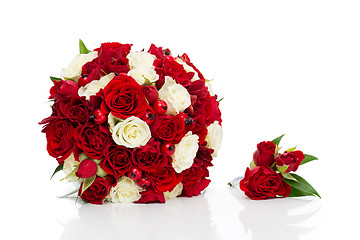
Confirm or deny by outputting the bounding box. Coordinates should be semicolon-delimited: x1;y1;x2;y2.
275;150;305;173
76;159;98;178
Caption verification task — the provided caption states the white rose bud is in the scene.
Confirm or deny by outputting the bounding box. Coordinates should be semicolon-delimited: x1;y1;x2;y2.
205;121;223;157
164;183;183;200
127;51;156;70
61;51;98;80
112;116;151;148
172;132;199;173
205;79;215;96
78;73;115;100
63;153;80;182
128;67;159;85
108;177;143;203
158;76;191;115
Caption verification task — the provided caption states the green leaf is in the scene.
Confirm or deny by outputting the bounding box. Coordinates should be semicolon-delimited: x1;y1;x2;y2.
285;146;297;152
277;165;290;174
50;164;63;180
218;97;224;102
287;187;311;198
79;39;90;54
284;173;321;198
50;76;62;82
249;161;256;169
80;176;96;195
272;134;285;146
282;172;297;181
301;154;318;165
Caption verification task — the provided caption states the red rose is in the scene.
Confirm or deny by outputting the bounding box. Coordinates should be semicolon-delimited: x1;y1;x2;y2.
142;85;159;105
194;144;214;169
148;44;165;59
275;150;305;173
240;166;291;200
41;118;74;164
76;122;111;159
103;74;148;119
76;159;97;178
102;58;129;75
180;53;205;80
163;56;190;87
205;95;222;126
253;141;276;167
100;144;133;179
79;175;117;204
132;139;169;172
136;186;165;203
54;96;91;125
49;79;79;100
96;42;132;63
150;115;186;144
81;58;102;83
182;165;207;186
147;167;182;193
182;178;211;197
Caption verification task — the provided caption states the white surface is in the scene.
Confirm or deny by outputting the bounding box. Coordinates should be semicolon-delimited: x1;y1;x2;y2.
1;0;359;239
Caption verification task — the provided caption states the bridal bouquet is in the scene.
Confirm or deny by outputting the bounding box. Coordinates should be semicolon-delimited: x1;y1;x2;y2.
40;40;222;204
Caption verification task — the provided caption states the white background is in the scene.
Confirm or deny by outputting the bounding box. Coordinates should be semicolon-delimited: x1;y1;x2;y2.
1;0;359;239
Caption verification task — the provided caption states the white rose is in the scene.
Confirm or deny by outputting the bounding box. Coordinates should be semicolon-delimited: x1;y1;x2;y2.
108;177;143;203
172;132;199;173
127;51;156;70
128;67;159;85
205;121;223;157
78;73;115;100
112;116;151;148
164;183;183;200
108;112;122;133
158;76;191;115
61;51;98;80
63;153;80;182
205;79;215;96
175;58;200;82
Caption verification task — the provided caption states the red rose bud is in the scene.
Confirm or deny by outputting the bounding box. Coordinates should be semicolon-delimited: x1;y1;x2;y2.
275;150;305;173
49;79;79;100
76;159;98;178
142;85;159;105
253;141;276;167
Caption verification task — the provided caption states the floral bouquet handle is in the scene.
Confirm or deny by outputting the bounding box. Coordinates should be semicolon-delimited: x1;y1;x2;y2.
230;135;320;200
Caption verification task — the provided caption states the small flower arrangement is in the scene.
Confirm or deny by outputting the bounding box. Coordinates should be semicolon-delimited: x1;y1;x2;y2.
235;135;320;200
40;40;223;204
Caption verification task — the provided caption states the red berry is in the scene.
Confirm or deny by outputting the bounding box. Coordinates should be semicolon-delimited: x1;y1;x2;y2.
128;168;142;180
152;100;168;115
76;159;97;178
137;178;151;189
78;75;89;87
142;111;156;125
161;142;175;155
184;116;194;126
93;109;107;124
178;112;188;121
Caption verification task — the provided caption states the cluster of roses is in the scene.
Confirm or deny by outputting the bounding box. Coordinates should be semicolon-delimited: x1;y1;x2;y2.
40;40;223;204
239;135;320;200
